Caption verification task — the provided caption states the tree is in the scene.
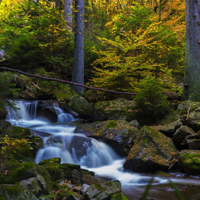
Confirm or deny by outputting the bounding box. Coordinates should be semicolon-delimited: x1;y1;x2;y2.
72;0;84;94
183;0;200;100
64;0;72;31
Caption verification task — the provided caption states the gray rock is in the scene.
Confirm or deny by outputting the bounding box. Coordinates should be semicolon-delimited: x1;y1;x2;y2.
123;126;177;172
19;177;41;195
129;120;140;130
172;126;195;148
84;180;121;200
93;98;136;121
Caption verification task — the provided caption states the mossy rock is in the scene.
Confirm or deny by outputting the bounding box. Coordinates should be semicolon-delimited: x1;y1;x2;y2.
38;158;61;165
123;126;177;172
94;98;136;122
55;187;78;200
77;120;140;156
2;162;53;194
0;183;38;200
0;122;31;138
178;150;200;175
69;95;93;118
84;180;122;200
110;193;128;200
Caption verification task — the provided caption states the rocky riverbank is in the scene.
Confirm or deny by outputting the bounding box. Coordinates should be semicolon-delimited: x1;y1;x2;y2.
1;97;200;200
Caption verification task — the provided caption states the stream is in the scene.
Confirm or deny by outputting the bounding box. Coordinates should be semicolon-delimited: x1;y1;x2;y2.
5;100;200;200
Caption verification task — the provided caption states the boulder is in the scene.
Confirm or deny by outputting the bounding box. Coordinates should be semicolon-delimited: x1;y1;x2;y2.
186;139;200;150
172;126;195;149
123;126;177;173
129;120;140;130
1;162;53;194
110;193;128;200
155;119;183;138
178;150;200;175
84;180;122;200
19;177;41;195
69;95;93;119
177;101;200;132
76;120;140;156
93;98;136;122
0;183;38;200
36;107;57;122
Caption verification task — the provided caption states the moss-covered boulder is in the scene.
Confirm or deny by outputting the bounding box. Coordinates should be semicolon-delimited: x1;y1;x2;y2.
123;126;177;172
110;193;128;200
177;101;200;132
93;98;136;122
2;162;53;194
77;120;140;156
69;95;93;119
178;150;200;175
154;119;183;138
0;121;31;138
0;183;38;200
84;180;122;200
172;126;195;149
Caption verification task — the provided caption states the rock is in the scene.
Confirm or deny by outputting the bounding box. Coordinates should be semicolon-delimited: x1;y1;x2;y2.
37;107;57;122
123;126;177;172
38;157;61;165
19;177;41;195
77;120;140;156
84;180;122;200
1;162;53;194
69;95;93;119
81;171;99;185
186;139;200;150
178;150;200;175
0;183;38;200
129;120;140;130
155;119;183;137
110;193;128;200
172;126;195;149
71;169;82;185
93;98;136;122
81;184;90;195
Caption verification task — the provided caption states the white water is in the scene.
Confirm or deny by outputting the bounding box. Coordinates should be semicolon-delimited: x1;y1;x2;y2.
6;100;200;199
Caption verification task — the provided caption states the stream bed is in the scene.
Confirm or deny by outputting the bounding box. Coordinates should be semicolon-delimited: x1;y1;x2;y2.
6;100;200;200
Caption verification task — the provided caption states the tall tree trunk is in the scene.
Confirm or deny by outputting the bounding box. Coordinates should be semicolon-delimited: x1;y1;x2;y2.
64;0;72;31
72;0;84;94
184;0;200;100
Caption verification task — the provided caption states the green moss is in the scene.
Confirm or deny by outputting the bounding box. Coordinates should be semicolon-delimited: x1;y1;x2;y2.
42;163;62;181
38;193;55;199
105;120;117;129
110;193;128;200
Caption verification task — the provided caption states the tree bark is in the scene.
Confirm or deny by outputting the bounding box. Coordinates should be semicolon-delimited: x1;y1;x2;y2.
72;0;84;94
64;0;72;31
184;0;200;100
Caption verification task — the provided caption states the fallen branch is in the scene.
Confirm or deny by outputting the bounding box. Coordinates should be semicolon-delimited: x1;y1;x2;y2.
0;67;136;95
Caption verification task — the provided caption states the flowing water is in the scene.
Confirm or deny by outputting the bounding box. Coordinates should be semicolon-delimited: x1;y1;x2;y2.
5;100;200;200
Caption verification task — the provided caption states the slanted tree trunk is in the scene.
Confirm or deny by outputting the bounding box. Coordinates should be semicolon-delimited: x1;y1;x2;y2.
184;0;200;100
72;0;84;94
64;0;72;31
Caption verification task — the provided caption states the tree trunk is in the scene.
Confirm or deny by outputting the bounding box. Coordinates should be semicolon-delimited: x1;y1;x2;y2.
64;0;72;31
72;0;84;94
184;0;200;100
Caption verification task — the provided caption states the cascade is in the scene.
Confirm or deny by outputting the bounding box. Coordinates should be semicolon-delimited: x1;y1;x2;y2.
5;100;200;200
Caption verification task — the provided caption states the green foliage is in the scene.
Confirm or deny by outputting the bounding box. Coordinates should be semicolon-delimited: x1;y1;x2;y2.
0;0;74;74
0;72;19;109
135;77;169;120
90;4;183;97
